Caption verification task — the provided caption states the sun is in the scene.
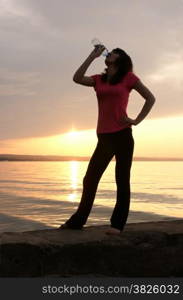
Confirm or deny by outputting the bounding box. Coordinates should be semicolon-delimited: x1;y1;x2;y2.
67;130;80;139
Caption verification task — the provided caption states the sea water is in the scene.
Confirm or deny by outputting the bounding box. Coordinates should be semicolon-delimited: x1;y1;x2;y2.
0;161;182;232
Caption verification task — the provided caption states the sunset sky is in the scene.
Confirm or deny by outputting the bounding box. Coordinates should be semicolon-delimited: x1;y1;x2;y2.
0;0;183;158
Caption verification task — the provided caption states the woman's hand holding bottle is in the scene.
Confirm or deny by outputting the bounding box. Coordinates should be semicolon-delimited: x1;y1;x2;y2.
89;44;106;59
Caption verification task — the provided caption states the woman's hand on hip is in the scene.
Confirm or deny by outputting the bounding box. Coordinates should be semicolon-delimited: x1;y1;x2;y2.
120;115;138;126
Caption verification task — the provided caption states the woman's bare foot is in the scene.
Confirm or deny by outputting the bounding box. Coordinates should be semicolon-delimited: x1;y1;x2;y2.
105;227;121;235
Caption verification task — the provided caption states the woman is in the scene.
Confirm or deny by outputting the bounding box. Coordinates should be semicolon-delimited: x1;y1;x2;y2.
60;45;155;235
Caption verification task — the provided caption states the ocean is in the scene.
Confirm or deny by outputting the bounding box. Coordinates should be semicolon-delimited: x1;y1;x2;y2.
0;161;182;232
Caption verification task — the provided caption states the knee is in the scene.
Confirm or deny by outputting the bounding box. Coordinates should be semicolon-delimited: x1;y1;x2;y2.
116;176;130;189
83;174;98;187
83;175;89;187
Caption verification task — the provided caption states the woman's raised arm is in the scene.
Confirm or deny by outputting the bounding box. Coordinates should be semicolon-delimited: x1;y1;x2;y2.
73;45;105;86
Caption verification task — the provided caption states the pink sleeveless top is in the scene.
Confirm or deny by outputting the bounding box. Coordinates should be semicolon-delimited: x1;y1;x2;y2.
90;71;139;133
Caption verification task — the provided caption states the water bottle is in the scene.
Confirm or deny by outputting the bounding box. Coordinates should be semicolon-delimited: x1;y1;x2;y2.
91;38;109;57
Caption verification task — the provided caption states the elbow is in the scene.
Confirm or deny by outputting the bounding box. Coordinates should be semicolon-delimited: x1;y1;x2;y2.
147;96;156;106
73;76;78;83
151;96;156;105
73;76;82;84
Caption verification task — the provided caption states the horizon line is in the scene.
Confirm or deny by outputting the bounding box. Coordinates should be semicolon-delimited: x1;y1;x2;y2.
0;154;183;161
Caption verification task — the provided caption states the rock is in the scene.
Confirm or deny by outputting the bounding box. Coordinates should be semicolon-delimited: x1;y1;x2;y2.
0;220;183;277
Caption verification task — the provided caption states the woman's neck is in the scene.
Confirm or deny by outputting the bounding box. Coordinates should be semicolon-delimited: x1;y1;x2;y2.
106;65;118;81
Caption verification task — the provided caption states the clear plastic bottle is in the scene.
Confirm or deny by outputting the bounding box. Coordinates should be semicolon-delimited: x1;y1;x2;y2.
91;38;109;57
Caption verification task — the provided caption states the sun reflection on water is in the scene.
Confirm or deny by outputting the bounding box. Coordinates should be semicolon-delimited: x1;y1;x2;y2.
68;161;79;202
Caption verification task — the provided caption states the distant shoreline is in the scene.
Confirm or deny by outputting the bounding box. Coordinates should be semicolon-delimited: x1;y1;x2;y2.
0;154;183;162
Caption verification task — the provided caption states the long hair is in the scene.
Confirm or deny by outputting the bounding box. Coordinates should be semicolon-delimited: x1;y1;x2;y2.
101;48;133;85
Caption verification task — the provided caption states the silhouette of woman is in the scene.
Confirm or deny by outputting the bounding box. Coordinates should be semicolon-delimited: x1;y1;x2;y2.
60;44;155;235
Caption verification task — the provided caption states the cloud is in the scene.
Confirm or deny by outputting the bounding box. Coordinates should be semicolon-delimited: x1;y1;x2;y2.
148;53;183;85
0;69;40;96
0;0;183;140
